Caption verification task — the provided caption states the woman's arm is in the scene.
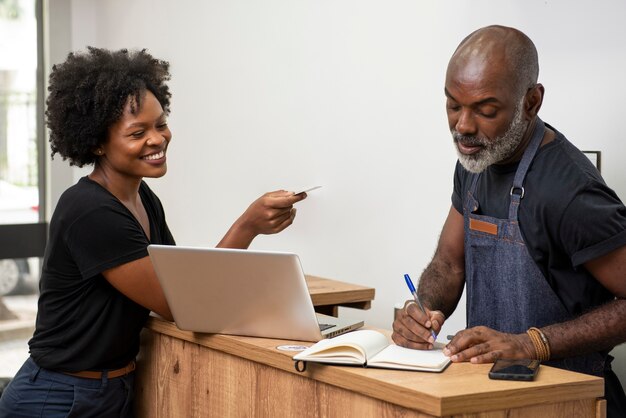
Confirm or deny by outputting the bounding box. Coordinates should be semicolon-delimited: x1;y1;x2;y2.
102;256;174;321
102;190;307;320
217;190;307;249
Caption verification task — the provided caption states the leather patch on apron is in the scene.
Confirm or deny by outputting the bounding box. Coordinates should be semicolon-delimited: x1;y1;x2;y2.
469;218;498;235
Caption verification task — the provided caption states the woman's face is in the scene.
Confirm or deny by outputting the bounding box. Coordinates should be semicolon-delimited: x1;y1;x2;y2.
99;90;172;181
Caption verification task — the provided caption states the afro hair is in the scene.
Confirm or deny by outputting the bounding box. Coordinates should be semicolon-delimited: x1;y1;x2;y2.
46;47;171;167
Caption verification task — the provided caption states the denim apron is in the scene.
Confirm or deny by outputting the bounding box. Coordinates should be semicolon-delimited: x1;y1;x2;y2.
463;117;606;376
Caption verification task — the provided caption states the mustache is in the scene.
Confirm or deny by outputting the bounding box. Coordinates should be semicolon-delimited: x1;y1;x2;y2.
451;130;488;147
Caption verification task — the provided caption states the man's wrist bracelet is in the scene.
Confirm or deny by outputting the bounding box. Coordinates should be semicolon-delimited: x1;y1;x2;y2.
527;327;550;361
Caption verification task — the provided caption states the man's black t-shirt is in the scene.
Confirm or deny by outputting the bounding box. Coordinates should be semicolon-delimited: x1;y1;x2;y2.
29;177;175;372
452;124;626;315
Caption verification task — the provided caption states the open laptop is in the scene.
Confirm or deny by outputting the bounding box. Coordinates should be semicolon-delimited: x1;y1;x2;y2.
147;245;364;342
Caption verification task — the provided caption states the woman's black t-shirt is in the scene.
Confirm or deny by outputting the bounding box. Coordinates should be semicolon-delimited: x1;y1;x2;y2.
29;177;175;372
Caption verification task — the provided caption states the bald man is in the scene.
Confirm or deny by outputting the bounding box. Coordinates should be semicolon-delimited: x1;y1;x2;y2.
392;25;626;416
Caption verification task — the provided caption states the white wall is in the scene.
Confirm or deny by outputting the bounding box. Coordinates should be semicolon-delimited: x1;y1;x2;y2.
49;0;626;368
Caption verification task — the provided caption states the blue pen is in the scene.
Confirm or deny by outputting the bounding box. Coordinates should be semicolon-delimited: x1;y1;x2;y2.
404;273;437;342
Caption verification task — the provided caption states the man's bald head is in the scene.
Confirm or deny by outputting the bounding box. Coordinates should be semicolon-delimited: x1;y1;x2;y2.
449;25;539;98
445;26;544;173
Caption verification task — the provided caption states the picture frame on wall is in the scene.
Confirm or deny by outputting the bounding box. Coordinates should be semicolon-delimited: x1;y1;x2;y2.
582;151;601;174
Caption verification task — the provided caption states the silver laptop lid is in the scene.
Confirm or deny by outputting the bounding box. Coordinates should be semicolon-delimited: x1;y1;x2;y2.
148;245;333;341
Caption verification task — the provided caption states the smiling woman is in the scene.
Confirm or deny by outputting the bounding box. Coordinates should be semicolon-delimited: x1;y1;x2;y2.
90;90;172;237
0;47;307;417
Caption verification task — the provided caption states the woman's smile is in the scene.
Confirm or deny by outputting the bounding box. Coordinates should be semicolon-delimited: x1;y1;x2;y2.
141;149;166;163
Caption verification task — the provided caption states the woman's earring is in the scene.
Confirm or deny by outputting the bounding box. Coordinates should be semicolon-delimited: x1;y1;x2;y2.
96;149;103;155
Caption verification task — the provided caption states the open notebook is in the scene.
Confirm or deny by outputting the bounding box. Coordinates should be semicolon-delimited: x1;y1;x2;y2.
147;245;364;341
293;329;451;372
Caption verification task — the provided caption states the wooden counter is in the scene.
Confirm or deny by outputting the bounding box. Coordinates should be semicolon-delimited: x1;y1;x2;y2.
135;317;605;417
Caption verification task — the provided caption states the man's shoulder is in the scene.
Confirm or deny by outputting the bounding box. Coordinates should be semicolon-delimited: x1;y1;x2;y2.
525;128;624;220
531;129;603;193
542;124;597;169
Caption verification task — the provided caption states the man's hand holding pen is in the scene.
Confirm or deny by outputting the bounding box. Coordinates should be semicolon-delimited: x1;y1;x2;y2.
392;301;446;350
392;274;446;350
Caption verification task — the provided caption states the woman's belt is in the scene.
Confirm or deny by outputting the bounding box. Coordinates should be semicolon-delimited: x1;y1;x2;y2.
62;360;136;379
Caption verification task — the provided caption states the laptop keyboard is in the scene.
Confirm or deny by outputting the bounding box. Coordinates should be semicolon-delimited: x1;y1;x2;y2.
319;323;334;331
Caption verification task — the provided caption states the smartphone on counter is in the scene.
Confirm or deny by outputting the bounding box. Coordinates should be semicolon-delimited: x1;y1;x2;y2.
488;359;540;381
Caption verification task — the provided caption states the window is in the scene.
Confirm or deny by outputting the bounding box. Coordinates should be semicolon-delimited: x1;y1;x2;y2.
0;0;46;296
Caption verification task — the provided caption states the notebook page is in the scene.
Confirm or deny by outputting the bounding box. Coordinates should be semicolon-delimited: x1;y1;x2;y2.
294;330;389;363
368;343;449;370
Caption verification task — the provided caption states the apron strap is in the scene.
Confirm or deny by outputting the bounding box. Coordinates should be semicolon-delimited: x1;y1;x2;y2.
508;117;546;220
467;172;481;207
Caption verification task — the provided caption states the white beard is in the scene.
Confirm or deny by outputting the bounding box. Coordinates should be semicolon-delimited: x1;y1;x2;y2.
452;103;528;174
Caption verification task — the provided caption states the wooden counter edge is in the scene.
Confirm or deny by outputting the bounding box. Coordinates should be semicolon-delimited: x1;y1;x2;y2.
305;275;376;307
142;317;604;416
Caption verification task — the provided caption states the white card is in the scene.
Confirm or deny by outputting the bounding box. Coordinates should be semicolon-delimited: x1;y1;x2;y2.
293;185;322;195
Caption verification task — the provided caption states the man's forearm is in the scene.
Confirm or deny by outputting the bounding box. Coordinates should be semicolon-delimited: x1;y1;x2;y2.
418;256;465;318
543;298;626;359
